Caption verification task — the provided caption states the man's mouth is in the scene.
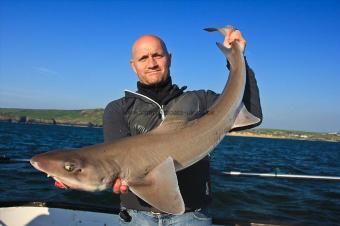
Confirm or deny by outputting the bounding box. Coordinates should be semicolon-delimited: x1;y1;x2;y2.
147;70;161;74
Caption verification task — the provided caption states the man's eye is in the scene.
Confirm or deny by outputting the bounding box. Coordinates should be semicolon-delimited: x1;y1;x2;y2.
153;54;163;59
139;56;148;62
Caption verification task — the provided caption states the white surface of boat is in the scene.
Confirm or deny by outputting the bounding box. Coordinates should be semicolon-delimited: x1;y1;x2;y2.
0;204;120;226
0;201;284;226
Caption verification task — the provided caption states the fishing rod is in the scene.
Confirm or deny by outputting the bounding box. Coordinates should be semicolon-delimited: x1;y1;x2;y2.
221;171;340;181
1;156;340;181
0;156;30;163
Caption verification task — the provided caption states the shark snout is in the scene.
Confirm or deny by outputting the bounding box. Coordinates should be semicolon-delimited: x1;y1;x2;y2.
30;157;41;170
30;155;53;173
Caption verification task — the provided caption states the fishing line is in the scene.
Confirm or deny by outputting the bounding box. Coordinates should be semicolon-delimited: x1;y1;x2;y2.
0;156;30;163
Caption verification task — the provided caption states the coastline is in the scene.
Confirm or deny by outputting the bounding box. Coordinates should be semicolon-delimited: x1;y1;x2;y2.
228;131;340;142
1;120;339;142
0;119;101;128
1;108;339;142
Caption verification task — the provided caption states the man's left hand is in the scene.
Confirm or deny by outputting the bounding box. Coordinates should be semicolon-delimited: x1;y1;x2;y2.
223;27;247;53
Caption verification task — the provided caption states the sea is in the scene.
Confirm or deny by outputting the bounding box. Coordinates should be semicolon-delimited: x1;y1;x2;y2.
0;122;339;225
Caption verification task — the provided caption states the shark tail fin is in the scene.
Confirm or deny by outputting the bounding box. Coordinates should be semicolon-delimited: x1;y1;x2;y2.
203;27;219;32
128;157;185;215
231;103;261;130
204;26;234;36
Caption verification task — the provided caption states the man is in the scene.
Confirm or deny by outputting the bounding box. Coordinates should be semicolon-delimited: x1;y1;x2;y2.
103;26;262;225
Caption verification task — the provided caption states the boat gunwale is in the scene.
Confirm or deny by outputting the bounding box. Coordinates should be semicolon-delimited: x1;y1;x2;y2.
0;200;287;225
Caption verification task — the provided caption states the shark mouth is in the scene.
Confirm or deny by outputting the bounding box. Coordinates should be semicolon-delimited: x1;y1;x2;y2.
31;161;70;189
47;174;69;189
54;179;69;189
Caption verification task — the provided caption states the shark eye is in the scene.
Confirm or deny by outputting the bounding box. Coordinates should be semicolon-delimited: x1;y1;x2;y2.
64;162;76;172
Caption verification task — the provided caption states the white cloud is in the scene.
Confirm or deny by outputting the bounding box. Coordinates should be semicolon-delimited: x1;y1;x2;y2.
33;67;59;76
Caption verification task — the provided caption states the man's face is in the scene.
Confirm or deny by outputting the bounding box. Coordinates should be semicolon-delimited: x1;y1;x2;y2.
130;36;171;85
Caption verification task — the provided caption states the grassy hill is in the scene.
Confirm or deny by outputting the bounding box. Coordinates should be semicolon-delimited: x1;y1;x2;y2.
0;108;104;127
229;128;340;142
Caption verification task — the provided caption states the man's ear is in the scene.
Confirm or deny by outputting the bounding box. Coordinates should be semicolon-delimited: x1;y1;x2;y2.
130;60;137;74
168;53;172;67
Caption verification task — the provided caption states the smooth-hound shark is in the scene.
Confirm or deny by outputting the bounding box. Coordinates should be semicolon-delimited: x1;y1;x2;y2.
30;26;260;215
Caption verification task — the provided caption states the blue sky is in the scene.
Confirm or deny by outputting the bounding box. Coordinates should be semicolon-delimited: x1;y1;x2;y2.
1;0;339;132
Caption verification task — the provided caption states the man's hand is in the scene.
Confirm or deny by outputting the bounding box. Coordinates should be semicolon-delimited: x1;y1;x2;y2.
113;178;128;194
223;27;246;53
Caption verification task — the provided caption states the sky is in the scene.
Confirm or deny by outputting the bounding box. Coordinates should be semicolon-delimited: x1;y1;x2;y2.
0;0;339;133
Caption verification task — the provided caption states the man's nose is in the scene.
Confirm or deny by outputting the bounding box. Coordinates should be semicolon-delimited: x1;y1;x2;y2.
147;57;158;68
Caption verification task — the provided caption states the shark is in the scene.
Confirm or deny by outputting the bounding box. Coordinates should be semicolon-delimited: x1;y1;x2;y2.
30;26;260;215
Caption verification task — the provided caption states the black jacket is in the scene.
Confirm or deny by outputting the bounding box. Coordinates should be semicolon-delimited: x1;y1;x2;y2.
103;59;262;211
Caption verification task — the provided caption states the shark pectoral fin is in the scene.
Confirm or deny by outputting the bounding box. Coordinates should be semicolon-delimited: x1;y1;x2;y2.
231;103;261;130
128;157;185;215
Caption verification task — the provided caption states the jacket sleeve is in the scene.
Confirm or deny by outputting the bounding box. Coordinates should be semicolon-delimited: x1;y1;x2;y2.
205;57;263;131
103;98;131;143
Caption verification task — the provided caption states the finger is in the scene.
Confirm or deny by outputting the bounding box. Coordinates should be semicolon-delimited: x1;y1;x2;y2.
120;185;128;193
223;27;235;47
113;178;121;193
229;30;246;44
225;26;235;39
229;30;246;52
120;180;128;193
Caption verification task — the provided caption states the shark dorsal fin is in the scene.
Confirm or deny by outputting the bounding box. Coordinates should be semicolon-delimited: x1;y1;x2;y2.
152;92;200;134
151;119;187;134
128;157;185;215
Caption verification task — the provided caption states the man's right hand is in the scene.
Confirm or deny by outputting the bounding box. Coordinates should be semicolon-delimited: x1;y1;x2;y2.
113;178;129;194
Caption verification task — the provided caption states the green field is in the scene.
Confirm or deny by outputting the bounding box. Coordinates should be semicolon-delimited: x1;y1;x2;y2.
0;108;104;127
246;128;340;142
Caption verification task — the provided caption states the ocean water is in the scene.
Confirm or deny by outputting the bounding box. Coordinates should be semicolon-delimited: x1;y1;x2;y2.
0;122;339;225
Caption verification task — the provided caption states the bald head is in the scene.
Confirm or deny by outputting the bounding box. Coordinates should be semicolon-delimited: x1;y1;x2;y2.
130;35;172;85
131;35;169;59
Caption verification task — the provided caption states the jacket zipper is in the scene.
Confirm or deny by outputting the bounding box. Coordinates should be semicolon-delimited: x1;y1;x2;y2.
124;90;165;121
